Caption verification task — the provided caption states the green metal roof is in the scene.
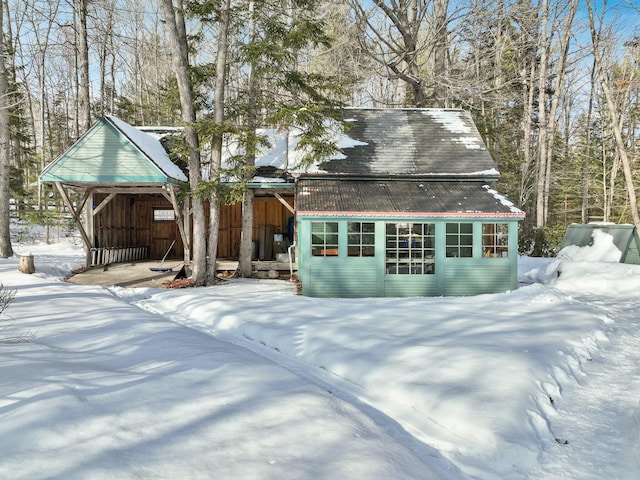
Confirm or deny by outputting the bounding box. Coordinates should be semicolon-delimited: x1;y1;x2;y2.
296;178;524;218
40;117;187;185
560;223;640;264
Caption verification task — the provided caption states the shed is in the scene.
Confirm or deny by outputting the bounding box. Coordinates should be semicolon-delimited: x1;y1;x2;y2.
295;108;525;297
40;116;190;265
559;223;640;264
40;116;297;270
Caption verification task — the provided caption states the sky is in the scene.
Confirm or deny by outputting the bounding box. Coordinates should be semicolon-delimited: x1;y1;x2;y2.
1;224;640;479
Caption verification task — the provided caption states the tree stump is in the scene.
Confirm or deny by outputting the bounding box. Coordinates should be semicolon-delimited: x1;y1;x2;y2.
18;255;35;274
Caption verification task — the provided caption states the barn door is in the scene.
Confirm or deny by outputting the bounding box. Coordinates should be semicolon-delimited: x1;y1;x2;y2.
150;206;181;259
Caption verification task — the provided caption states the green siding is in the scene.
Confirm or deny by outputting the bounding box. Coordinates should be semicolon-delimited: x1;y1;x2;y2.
298;216;521;298
443;261;513;296
307;263;379;297
384;276;439;297
41;119;168;183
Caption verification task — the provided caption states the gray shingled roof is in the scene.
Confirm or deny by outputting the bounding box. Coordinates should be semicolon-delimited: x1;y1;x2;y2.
316;108;497;177
296;179;524;216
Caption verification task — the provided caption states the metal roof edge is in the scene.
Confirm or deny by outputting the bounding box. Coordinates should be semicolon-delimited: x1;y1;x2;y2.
296;210;525;219
103;116;173;182
296;174;499;182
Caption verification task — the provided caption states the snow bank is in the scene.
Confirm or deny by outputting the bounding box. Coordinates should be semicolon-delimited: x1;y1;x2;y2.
3;228;640;479
135;276;611;478
526;229;640;296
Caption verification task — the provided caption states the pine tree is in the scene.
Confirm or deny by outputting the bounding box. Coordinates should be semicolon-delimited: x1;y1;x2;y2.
227;0;348;276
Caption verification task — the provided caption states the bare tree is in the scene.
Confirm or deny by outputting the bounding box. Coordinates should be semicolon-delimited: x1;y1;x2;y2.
93;0;117;116
582;58;597;223
206;0;232;281
161;0;207;285
535;0;578;227
0;0;13;258
348;0;455;107
587;0;640;227
75;0;91;132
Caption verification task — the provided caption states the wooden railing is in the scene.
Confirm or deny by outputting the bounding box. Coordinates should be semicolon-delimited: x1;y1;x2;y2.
90;246;149;266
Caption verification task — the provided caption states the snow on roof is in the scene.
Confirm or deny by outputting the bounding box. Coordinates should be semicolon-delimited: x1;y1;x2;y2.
558;229;623;263
107;116;187;182
221;121;368;179
423;109;471;133
482;185;524;214
424;109;485;151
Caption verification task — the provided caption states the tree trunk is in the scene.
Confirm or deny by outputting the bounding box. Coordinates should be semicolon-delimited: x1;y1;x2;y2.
76;0;91;133
541;0;577;227
238;0;257;278
535;0;550;228
432;0;449;107
206;0;232;282
18;255;35;274
582;59;597;223
518;1;538;213
161;0;207;285
0;0;13;258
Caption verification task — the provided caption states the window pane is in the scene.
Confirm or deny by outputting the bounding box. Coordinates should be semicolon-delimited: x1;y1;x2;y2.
386;222;435;274
482;223;509;258
446;222;474;258
348;222;376;257
311;222;340;256
362;233;375;245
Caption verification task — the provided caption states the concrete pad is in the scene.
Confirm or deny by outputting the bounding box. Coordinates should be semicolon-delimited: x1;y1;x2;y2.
67;260;184;288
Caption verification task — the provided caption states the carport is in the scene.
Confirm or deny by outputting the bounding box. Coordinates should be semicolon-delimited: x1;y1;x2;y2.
39;116;190;268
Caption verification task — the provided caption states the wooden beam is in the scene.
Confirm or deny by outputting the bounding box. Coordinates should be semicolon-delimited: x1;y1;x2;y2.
76;188;92;215
55;182;93;261
166;184;191;262
92;192;117;216
70;186;168;195
273;192;295;215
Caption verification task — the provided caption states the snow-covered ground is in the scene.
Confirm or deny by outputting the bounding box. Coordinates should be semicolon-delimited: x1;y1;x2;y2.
1;227;639;479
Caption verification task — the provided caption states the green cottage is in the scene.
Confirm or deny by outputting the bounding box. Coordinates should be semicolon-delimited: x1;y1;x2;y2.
295;108;525;297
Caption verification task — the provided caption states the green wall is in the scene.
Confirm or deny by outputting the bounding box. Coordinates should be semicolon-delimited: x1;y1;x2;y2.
298;216;521;298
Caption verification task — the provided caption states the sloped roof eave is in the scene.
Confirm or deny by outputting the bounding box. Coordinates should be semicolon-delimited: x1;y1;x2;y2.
105;116;188;183
296;210;525;219
296;178;524;217
39;117;188;186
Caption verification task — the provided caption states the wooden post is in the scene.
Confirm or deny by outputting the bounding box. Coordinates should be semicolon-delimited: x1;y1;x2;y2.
18;254;35;274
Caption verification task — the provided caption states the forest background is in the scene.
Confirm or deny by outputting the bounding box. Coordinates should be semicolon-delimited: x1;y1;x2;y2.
0;0;639;285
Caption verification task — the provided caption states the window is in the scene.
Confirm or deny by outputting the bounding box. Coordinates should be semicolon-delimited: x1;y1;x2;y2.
348;222;375;257
482;223;509;257
446;223;473;258
386;223;435;274
154;209;175;222
311;221;339;256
